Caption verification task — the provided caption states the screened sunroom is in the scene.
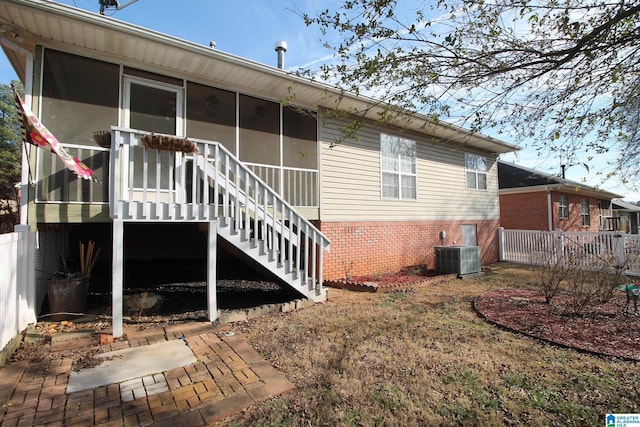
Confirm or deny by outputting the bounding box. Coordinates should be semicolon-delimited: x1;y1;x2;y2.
34;48;320;223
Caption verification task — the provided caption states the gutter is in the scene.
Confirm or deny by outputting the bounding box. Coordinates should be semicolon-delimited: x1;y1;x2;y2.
499;183;622;200
0;36;33;226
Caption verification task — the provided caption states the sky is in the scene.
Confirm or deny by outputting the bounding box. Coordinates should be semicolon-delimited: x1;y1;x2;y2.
1;0;638;202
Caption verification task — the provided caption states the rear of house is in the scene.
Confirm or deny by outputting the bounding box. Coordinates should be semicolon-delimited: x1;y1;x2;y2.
1;0;516;334
319;119;511;279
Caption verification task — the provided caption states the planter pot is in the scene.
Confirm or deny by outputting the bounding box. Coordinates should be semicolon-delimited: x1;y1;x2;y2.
92;130;111;148
46;277;89;321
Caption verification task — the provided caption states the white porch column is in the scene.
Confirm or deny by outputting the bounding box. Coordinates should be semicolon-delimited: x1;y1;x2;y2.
207;220;217;322
112;220;124;338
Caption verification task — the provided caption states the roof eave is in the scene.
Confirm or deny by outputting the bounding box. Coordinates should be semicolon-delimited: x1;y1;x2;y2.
500;184;622;200
2;0;518;154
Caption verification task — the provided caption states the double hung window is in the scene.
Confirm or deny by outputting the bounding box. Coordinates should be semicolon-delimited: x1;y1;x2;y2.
581;198;591;226
465;153;487;190
381;134;416;200
559;195;569;219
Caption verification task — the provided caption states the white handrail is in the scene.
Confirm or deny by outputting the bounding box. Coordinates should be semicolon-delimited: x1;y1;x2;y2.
109;127;330;290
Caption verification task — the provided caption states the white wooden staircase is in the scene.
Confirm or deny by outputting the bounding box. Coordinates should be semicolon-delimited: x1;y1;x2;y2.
108;128;330;308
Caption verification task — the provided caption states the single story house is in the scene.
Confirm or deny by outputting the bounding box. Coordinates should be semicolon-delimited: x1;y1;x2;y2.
498;161;622;232
1;0;517;336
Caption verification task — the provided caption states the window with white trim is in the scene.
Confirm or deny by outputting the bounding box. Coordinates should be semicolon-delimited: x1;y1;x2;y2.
559;194;569;219
581;198;591;226
381;134;416;200
465;153;487;190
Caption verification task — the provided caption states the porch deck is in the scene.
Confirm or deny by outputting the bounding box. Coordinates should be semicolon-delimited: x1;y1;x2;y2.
34;127;330;337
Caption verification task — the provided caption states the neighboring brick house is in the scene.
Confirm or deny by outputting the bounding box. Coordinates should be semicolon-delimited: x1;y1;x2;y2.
498;161;621;232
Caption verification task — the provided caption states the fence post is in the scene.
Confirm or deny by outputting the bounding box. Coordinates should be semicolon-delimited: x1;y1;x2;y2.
613;232;625;268
14;224;37;329
498;227;505;261
555;229;564;265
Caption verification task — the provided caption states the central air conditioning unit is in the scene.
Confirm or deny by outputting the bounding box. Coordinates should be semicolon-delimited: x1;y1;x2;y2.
435;246;481;277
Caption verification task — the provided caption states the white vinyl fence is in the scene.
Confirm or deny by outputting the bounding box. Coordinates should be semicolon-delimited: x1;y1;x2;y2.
0;226;37;353
498;228;640;276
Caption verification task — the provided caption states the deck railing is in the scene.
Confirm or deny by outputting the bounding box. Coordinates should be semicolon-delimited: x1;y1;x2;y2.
498;228;640;276
246;163;318;208
109;128;330;288
35;142;319;209
36;144;109;203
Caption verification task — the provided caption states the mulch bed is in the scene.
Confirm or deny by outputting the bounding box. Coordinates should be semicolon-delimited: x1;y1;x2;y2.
474;288;640;361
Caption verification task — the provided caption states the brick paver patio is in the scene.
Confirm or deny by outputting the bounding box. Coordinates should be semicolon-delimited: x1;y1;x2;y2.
0;322;293;426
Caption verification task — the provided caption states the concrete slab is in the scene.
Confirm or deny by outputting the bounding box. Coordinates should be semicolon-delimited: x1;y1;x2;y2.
67;339;197;393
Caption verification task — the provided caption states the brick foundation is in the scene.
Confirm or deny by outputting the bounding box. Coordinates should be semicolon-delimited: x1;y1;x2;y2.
316;219;500;281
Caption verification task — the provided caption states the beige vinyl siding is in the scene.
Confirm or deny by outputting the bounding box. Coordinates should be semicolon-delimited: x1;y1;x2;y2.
29;203;110;225
319;116;499;221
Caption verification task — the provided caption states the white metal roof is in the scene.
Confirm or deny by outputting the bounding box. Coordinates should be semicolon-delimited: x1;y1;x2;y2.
613;200;640;211
0;0;518;154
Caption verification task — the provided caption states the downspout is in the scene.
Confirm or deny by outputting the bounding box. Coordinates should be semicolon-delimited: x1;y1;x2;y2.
1;37;34;226
546;187;553;231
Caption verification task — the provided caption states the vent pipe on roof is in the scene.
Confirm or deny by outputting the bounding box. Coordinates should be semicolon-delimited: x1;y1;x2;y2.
275;41;287;69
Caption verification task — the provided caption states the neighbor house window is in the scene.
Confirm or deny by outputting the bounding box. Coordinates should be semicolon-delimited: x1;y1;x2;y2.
581;198;591;226
381;133;416;200
559;194;569;219
598;199;612;230
465;153;487;190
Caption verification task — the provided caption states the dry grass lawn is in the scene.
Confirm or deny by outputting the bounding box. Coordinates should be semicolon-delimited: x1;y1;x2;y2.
216;263;640;426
